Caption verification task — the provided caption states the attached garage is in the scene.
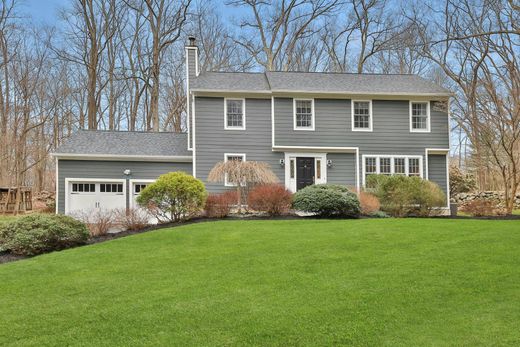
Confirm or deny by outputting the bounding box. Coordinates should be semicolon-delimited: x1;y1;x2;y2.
53;131;192;215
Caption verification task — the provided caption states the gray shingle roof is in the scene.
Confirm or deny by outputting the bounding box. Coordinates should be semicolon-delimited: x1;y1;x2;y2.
191;72;270;92
192;71;451;95
54;130;191;157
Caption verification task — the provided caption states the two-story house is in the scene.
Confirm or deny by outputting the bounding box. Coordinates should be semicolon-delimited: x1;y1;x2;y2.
53;37;451;215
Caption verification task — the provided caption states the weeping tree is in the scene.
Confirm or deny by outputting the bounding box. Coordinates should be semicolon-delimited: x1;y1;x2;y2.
207;160;278;212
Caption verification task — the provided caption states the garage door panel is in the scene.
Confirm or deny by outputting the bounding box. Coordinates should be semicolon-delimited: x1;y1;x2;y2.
66;179;126;215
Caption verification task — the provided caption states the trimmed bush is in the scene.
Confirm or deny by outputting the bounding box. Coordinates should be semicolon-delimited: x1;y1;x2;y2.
292;184;361;218
461;199;505;217
205;191;238;218
72;208;115;236
367;175;446;217
137;172;207;223
247;184;293;216
0;214;89;256
115;208;150;231
358;191;380;215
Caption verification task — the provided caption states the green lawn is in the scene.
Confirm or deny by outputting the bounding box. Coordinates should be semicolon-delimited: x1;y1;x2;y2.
1;219;520;346
0;215;18;224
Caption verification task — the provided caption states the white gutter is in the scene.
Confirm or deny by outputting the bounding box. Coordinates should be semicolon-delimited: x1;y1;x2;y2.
52;153;193;162
272;145;358;153
191;89;453;98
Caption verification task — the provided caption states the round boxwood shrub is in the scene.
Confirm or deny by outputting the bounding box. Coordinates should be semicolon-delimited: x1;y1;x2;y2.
292;184;361;218
0;214;89;256
137;171;207;223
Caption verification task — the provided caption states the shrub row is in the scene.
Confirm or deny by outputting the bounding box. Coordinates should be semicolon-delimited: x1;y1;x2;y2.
0;214;89;256
367;174;446;217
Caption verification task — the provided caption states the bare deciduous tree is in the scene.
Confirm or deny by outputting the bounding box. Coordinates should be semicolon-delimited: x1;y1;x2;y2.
229;0;340;71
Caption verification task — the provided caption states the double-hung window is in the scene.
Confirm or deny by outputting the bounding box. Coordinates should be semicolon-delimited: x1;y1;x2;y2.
352;100;372;131
224;153;245;186
363;155;423;186
410;101;430;132
294;99;314;130
408;158;421;176
225;98;245;130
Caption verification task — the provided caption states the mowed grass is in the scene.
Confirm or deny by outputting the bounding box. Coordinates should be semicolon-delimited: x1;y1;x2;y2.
0;214;18;224
1;219;520;346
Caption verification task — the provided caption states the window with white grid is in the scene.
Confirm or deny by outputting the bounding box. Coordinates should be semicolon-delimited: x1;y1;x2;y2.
225;99;245;129
363;155;423;186
408;158;421;176
294;99;314;129
411;102;429;131
394;158;406;174
353;101;372;130
379;157;391;175
224;153;245;186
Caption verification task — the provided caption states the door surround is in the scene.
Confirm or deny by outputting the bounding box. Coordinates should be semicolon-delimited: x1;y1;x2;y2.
284;152;327;192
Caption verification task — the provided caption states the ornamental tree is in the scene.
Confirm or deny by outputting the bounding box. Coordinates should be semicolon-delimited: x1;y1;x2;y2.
136;172;207;223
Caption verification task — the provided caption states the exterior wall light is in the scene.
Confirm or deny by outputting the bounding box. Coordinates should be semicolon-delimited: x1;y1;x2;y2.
327;160;333;168
279;159;285;167
123;169;132;176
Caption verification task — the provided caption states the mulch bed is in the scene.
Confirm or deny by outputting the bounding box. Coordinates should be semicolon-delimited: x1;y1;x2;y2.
1;213;519;265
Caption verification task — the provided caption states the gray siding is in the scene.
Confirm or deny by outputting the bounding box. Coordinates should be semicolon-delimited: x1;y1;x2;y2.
57;160;192;213
194;96;449;195
274;98;449;152
194;97;284;193
327;153;357;187
274;98;449;178
428;154;448;202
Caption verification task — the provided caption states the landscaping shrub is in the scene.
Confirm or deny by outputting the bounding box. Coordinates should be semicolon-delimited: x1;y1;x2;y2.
137;172;207;222
369;210;390;218
247;184;293;216
461;199;504;217
0;214;89;256
292;184;361;218
73;209;115;236
358;191;380;215
205;191;238;218
115;208;150;231
367;175;446;217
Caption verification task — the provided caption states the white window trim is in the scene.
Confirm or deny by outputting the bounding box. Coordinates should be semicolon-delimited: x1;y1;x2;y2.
351;100;373;132
362;155;423;187
224;153;246;187
409;101;431;133
293;98;315;131
224;98;246;130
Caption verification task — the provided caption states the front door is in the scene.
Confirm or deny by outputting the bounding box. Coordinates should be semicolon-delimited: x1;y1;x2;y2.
296;157;315;190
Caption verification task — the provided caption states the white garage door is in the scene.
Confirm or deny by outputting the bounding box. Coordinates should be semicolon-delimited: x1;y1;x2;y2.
130;180;158;224
66;179;126;215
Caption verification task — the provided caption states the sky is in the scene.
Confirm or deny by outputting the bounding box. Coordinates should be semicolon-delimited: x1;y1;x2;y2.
21;0;239;27
22;0;67;25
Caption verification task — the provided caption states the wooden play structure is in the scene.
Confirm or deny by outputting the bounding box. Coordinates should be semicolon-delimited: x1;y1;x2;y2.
0;187;33;213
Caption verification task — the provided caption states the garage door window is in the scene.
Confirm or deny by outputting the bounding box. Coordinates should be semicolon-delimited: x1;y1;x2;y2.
72;183;95;193
100;183;123;193
134;184;147;194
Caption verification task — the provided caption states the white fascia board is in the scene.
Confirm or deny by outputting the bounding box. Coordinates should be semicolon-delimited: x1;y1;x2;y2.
191;89;453;98
272;145;358;153
425;148;450;155
52;153;193;162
